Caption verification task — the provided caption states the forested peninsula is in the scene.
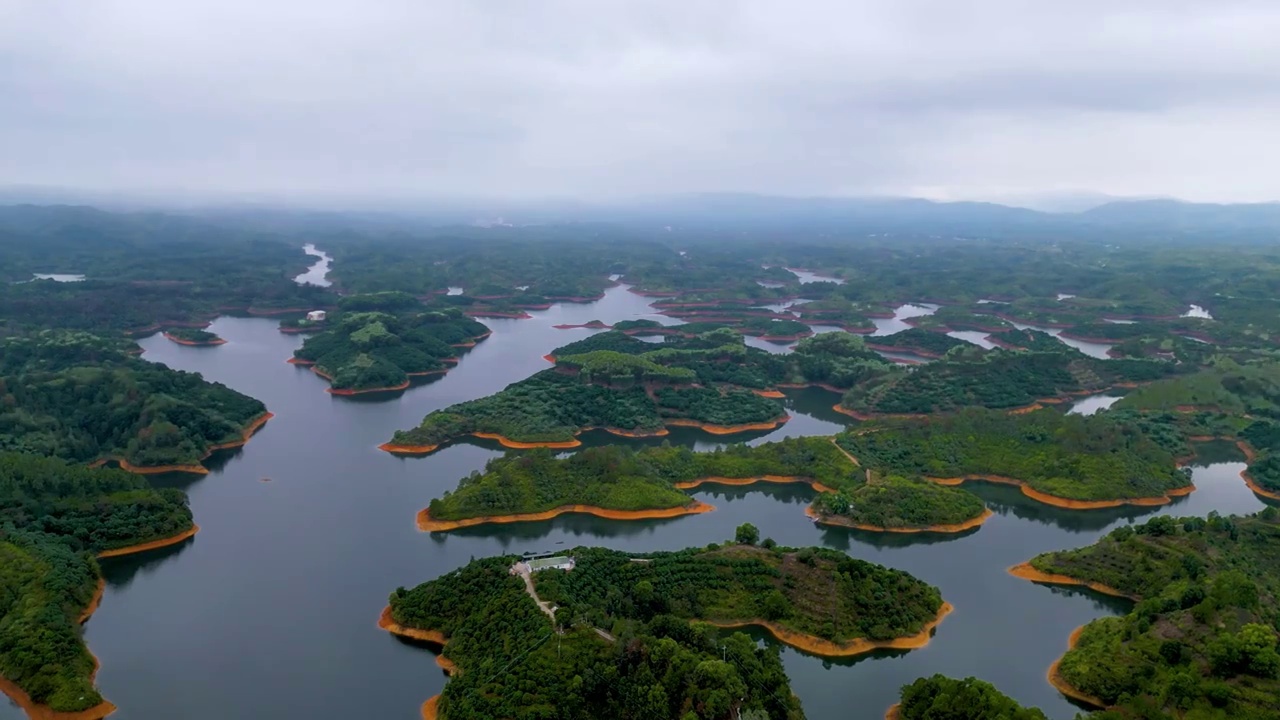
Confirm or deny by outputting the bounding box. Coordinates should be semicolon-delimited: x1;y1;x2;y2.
384;541;947;719
835;408;1193;508
0;453;198;718
385;330;892;452
1016;510;1280;719
290;292;489;394
419;437;990;534
1;331;271;472
886;675;1049;719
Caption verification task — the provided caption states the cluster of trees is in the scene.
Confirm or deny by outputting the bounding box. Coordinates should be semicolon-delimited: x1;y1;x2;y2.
427;438;859;522
894;675;1048;719
1116;359;1280;417
0;331;267;467
0;452;196;712
835;409;1190;502
810;475;987;530
866;328;973;356
164;327;222;344
1028;509;1280;718
387;554;805;720
985;328;1071;352
535;544;944;645
293;295;488;391
839;345;1176;415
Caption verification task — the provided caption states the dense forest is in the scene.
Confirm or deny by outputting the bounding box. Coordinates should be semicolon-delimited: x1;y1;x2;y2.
1024;510;1280;719
424;438;991;533
0;453;195;713
0;331;269;468
387;552;806;720
292;292;489;392
892;675;1048;719
838;344;1177;415
163;327;224;345
834;409;1191;503
387;541;944;718
389;330;896;449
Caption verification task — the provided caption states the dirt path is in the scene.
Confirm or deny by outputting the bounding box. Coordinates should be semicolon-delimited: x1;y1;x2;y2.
513;563;558;623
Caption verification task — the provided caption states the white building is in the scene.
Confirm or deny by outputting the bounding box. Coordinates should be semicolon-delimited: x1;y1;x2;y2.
306;310;327;322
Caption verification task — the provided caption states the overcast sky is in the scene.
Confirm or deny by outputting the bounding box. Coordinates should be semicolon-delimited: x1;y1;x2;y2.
3;0;1280;204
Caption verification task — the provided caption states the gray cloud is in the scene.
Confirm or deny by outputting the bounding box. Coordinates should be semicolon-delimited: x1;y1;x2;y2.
2;0;1279;203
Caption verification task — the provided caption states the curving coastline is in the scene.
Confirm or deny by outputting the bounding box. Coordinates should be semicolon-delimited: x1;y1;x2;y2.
1048;625;1109;709
97;525;200;559
884;704;901;720
926;473;1194;510
751;389;787;398
99;411;274;475
0;582;117;720
674;474;836;494
805;505;994;534
663;415;790;434
161;332;226;347
378;608;457;720
1234;440;1280;501
471;432;581;449
421;696;440;720
1006;562;1137;600
416;501;715;532
703;601;952;658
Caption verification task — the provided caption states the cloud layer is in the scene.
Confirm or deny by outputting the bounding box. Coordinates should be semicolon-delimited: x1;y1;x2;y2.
3;0;1279;202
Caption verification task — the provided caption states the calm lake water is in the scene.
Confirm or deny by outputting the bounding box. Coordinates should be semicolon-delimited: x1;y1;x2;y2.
11;283;1275;720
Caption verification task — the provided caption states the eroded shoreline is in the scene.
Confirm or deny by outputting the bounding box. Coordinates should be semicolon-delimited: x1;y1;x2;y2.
1006;562;1137;600
91;412;273;475
97;525;200;559
162;332;227;347
1048;625;1109;709
416;501;715;532
805;506;994;534
926;473;1194;510
674;474;836;494
703;601;953;657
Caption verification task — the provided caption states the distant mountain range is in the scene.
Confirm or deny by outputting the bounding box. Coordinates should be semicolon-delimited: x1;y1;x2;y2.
2;188;1279;240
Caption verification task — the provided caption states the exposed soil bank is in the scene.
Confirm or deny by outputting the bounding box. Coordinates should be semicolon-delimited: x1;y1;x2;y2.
104;411;275;475
0;582;117;720
378;442;440;455
751;389;787;398
1048;625;1109;709
162;332;227;347
805;506;994;534
464;310;532;319
471;432;581;450
675;475;836;494
114;458;209;475
926;474;1194;510
704;601;953;657
379;425;672;456
1007;563;1137;600
416;501;715;532
663;416;790;434
421;696;440;720
832;405;927;421
377;606;448;645
1235;440;1280;501
97;525;200;559
884;704;900;720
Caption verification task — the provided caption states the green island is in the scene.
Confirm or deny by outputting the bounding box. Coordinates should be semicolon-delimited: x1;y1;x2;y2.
1016;510;1280;719
290;292;489;394
865;328;974;358
837;343;1176;417
162;327;226;346
0;452;197;717
385;330;894;452
418;436;988;534
886;674;1048;719
1;330;270;472
834;408;1192;508
383;539;948;719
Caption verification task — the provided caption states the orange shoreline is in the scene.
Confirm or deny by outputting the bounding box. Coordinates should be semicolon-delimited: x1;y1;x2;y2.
416;501;715;532
1006;562;1137;600
91;412;274;476
0;582;117;720
704;601;952;657
926;473;1194;510
1048;625;1109;709
97;525;200;559
1234;440;1280;501
884;704;900;720
674;474;836;494
161;332;226;347
805;505;994;534
377;417;783;456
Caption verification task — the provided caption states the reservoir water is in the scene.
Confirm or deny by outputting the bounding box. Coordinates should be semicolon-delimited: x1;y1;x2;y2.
15;282;1276;720
293;244;332;287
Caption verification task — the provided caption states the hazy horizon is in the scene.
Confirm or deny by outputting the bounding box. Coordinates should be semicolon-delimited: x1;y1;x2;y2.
5;1;1280;203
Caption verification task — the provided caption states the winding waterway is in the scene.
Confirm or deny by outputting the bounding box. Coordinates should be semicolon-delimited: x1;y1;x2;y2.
14;279;1276;720
293;244;332;287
